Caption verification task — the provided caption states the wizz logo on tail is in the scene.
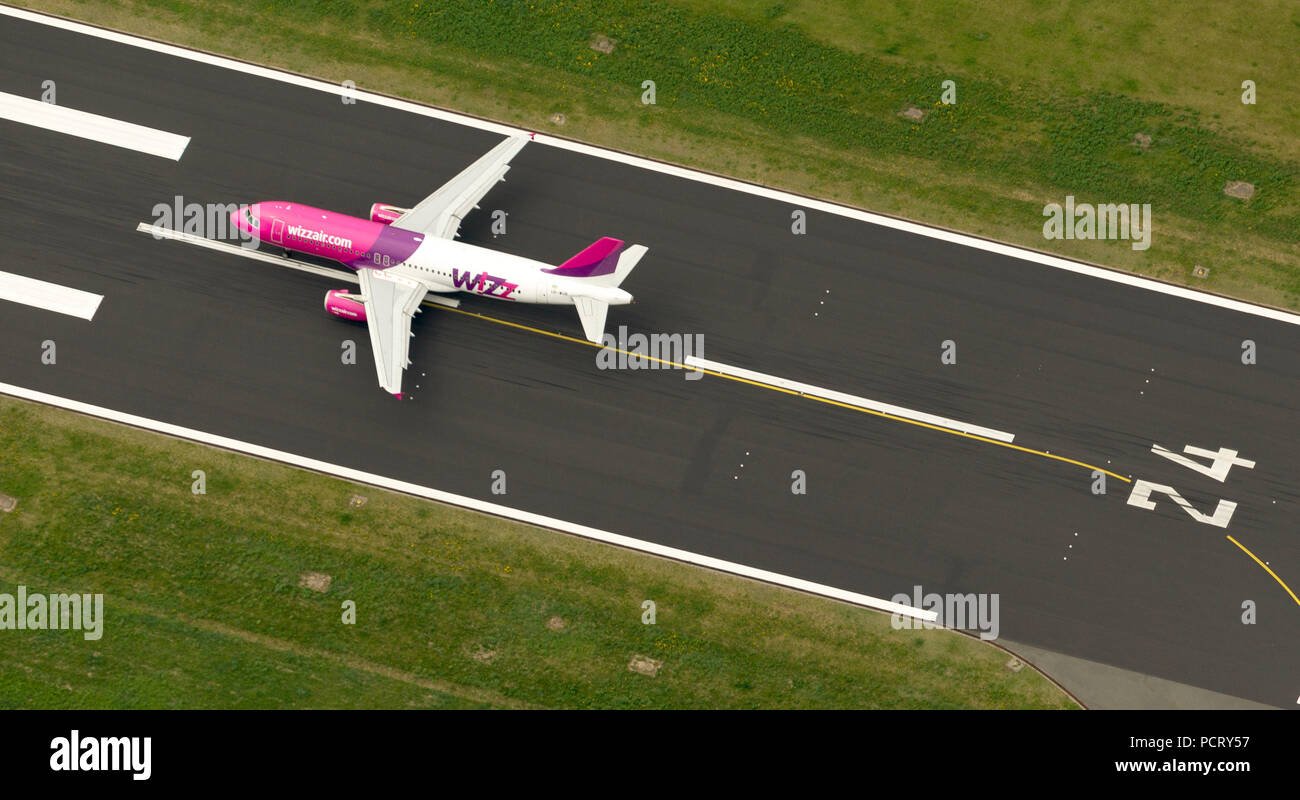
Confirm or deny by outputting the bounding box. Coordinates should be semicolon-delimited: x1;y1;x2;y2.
451;269;518;299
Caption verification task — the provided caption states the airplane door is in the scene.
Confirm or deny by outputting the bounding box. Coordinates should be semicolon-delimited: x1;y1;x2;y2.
271;219;285;245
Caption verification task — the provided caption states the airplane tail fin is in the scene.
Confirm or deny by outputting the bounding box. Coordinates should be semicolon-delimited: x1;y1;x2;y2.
547;237;648;342
543;237;647;288
610;243;648;287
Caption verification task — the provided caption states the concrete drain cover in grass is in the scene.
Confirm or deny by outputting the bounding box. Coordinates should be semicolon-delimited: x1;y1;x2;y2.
0;493;15;513
898;106;926;122
589;35;616;54
348;495;367;508
1005;656;1025;672
628;654;662;676
1224;180;1256;200
1193;265;1210;278
298;572;333;593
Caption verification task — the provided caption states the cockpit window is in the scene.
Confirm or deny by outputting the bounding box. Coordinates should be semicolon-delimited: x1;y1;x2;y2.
244;208;259;228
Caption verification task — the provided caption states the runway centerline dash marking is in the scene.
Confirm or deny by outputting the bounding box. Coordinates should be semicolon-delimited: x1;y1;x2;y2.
0;91;190;160
0;269;103;320
687;356;1015;443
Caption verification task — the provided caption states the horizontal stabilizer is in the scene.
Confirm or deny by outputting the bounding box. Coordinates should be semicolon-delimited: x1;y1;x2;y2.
573;295;610;344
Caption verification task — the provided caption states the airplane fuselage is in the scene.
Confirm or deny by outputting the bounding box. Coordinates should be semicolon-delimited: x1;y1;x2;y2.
238;201;632;307
221;134;645;397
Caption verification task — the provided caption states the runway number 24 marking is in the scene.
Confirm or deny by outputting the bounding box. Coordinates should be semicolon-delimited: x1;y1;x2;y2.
1126;445;1255;529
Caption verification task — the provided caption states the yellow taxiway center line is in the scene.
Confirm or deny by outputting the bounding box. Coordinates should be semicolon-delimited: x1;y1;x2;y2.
432;303;1300;617
425;302;1132;483
1226;535;1300;608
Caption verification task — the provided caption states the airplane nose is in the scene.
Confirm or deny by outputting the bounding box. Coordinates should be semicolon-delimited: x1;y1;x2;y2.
231;203;261;237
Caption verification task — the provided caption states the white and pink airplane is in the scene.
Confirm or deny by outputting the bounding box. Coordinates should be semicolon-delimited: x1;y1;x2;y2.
230;134;647;397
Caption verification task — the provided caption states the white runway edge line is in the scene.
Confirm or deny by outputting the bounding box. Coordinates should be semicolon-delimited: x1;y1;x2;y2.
7;6;1300;328
0;381;934;621
688;356;1016;443
0;90;189;160
0;269;103;320
135;223;461;307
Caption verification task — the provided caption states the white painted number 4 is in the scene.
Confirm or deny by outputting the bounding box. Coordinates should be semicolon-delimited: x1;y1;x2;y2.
1127;444;1255;529
1150;445;1254;483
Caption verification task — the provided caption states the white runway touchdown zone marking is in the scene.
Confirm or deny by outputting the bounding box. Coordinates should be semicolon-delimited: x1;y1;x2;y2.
0;269;103;320
0;91;190;160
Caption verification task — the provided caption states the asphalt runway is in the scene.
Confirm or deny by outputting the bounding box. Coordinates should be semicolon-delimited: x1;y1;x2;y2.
1;12;1297;706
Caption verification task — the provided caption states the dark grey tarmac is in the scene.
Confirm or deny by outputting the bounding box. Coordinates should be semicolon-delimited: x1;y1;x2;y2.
1;14;1296;706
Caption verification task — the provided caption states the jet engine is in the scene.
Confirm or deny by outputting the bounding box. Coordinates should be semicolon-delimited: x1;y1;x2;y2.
324;289;366;322
369;203;409;224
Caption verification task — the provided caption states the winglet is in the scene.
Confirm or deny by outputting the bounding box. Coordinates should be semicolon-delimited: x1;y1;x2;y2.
393;392;403;399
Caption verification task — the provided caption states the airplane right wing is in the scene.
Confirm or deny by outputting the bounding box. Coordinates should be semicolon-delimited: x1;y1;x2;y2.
357;267;426;397
389;134;529;240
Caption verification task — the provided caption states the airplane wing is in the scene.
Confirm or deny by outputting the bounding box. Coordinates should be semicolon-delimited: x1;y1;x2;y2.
357;268;426;397
389;134;529;240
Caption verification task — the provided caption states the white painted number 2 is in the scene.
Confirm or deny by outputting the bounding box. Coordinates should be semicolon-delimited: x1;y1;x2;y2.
1126;482;1237;528
1127;444;1254;529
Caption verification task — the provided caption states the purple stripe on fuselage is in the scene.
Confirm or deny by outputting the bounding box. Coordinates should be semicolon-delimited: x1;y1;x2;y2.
542;237;622;278
342;223;423;271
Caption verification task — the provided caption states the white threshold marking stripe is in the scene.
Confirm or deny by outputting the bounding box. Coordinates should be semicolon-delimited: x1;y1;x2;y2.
135;223;459;308
0;269;103;320
687;356;1015;443
0;90;189;160
0;381;935;621
8;5;1300;327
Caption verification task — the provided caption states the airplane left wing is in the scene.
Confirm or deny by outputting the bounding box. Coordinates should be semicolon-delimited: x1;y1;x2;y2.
357;268;426;397
390;134;529;240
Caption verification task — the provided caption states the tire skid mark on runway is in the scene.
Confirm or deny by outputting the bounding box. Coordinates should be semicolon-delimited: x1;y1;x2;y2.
424;302;1134;484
